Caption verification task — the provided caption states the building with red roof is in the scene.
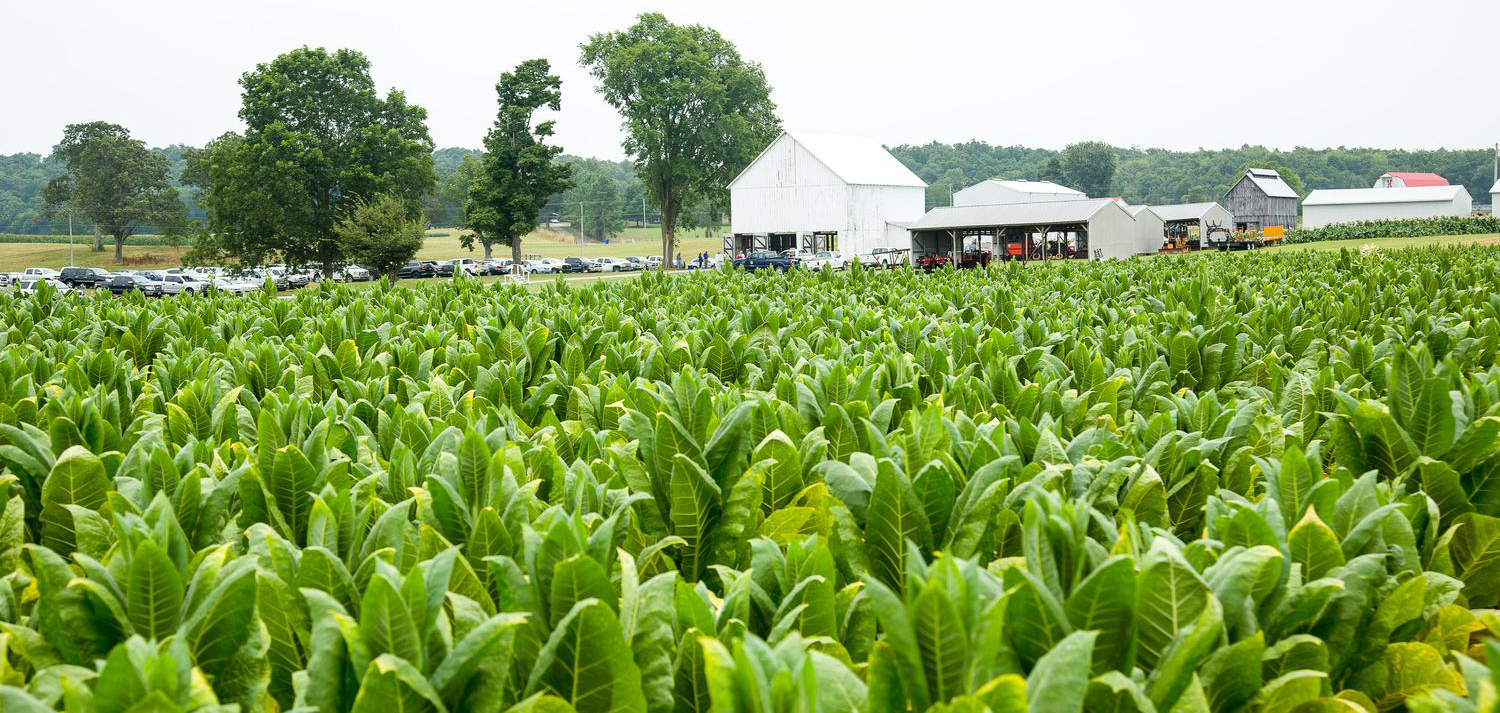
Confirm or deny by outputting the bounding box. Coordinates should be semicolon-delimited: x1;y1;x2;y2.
1375;172;1450;188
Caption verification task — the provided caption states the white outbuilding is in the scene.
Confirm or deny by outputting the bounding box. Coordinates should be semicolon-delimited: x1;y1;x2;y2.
1125;206;1164;254
1301;185;1474;228
953;179;1086;206
907;198;1138;262
727;132;926;257
1149;202;1236;248
1490;179;1499;213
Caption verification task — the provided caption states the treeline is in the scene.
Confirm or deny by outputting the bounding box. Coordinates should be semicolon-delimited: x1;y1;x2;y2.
890;141;1497;209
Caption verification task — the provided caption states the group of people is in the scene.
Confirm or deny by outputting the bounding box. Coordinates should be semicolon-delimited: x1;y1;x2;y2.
674;251;714;269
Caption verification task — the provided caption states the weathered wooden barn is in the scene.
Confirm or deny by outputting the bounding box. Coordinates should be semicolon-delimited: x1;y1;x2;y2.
1223;168;1298;232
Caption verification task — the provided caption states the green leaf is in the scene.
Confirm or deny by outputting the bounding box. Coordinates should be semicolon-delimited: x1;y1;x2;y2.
1145;594;1223;712
1063;555;1135;674
550;555;617;627
1288;507;1346;580
668;455;721;582
527;598;646;713
1135;541;1209;671
126;539;183;639
1349;642;1463;711
865;460;931;593
40;445;110;553
1449;513;1500;607
350;654;450;713
360;575;424;670
912;580;968;703
428;612;527;703
1026;630;1096;713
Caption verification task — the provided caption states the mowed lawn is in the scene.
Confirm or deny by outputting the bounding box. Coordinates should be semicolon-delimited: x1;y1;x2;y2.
0;226;726;272
2;229;1493;272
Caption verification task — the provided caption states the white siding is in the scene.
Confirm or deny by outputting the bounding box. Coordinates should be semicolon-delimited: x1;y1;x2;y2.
729;133;925;256
1302;194;1473;228
953;181;1084;206
1130;208;1164;254
1087;203;1138;259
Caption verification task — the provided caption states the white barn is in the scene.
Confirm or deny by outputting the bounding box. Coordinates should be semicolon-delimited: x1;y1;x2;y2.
1374;172;1449;189
1302;186;1473;228
727;132;925;257
907;199;1138;261
1490;179;1500;213
953;179;1085;206
1125;206;1164;254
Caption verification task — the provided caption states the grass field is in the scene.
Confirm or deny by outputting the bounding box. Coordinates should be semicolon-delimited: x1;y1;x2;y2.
1;229;1494;272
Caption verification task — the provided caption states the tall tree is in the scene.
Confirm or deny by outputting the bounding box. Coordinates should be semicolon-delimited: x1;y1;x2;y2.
1061;141;1118;197
41;122;185;263
1038;156;1066;185
464;59;573;262
186;47;435;273
580;13;780;267
335;193;426;279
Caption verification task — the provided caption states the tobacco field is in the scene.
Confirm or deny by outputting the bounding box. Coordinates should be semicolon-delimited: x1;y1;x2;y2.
2;247;1500;713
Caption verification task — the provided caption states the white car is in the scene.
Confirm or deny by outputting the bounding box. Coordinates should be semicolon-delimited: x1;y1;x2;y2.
209;276;257;295
535;258;564;274
334;265;372;282
17;278;71;295
155;273;207;295
859;247;911;268
494;259;530;275
595;257;634;272
808;251;849;271
23;267;61;279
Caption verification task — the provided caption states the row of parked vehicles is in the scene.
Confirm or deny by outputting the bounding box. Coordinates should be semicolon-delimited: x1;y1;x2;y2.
1;263;376;296
397;255;668;278
732;248;910;272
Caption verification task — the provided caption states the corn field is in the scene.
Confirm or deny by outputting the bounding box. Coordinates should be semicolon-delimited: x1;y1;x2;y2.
2;247;1500;712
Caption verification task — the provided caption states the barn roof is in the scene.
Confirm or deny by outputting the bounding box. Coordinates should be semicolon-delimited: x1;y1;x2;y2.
972;179;1084;196
1240;169;1299;199
1382;172;1449;187
1302;185;1469;206
1148;202;1229;221
908;199;1120;230
729;132;925;189
1491;179;1500;194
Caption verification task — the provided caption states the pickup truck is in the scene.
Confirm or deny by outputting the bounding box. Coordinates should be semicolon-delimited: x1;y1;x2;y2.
735;250;800;272
858;247;910;269
805;250;849;272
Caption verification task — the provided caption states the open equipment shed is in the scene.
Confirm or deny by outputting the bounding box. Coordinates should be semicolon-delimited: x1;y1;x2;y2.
1149;202;1235;249
727;132;925;258
1302;185;1473;228
907;199;1137;263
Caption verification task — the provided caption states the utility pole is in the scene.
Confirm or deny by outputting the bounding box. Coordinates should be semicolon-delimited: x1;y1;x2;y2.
68;209;74;266
641;196;647;229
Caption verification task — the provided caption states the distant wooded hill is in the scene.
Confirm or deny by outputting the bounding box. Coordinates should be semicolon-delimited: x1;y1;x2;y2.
888;141;1496;210
1;142;1491;234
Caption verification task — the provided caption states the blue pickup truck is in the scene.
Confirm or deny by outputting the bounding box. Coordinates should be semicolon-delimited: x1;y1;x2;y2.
734;250;800;272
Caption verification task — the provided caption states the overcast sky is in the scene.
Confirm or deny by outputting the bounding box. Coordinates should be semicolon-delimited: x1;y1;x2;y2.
5;0;1498;159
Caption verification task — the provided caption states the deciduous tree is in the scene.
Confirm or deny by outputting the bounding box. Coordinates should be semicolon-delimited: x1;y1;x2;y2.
186;47;435;274
464;59;573;263
580;13;780;267
42;122;185;263
1061;141;1118;198
335;194;425;279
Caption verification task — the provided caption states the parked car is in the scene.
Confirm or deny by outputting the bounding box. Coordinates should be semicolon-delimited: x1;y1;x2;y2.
59;266;113;288
805;251;848;271
107;273;163;296
23;267;61;279
538;258;565;273
207;275;257;295
859;247;910;268
644;256;663;269
152;273;206;295
396;261;435;279
561;257;592;274
18;278;71;295
333;265;372;282
734;251;800;272
594;257;633;272
625;256;648;271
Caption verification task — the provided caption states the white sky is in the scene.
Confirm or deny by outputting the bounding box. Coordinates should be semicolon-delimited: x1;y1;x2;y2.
4;0;1497;159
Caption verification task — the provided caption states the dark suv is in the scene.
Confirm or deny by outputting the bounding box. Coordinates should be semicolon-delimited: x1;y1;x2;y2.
60;266;112;288
561;257;591;273
397;261;436;278
108;274;162;296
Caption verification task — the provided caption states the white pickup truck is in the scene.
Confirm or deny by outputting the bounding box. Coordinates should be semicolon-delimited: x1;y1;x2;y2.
858;247;910;269
804;250;849;272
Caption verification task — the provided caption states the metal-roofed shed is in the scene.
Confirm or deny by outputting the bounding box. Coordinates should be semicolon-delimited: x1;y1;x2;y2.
1125;206;1164;254
953;179;1087;206
1302;185;1473;228
1147;201;1235;250
907;199;1137;263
